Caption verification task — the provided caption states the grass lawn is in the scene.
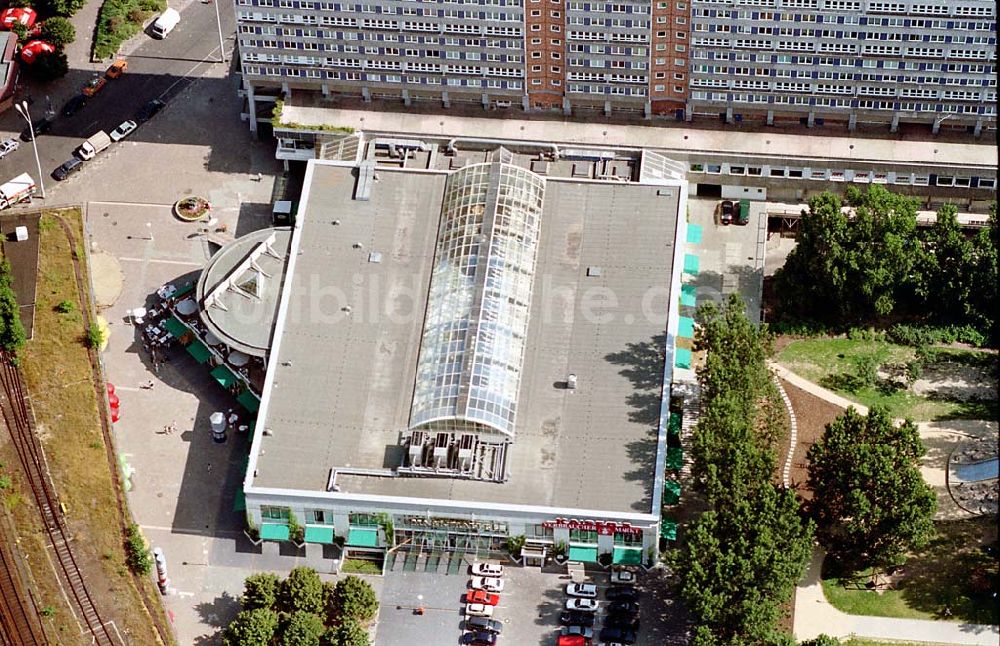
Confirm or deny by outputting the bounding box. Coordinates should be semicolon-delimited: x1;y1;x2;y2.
777;337;997;420
821;517;999;625
18;210;163;643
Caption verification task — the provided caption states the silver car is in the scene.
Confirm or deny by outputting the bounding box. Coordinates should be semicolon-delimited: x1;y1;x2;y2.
110;120;137;142
0;138;19;159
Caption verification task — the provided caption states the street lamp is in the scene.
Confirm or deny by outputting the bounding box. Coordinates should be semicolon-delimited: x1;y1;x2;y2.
145;222;154;241
13;101;46;200
213;0;227;64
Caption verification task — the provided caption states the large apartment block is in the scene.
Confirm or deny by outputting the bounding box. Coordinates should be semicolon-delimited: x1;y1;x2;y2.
235;0;995;133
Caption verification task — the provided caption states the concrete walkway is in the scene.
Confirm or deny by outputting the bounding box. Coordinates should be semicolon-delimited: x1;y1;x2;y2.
769;361;867;414
795;547;1000;646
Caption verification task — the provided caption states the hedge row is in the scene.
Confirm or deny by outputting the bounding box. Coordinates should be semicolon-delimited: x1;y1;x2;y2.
93;0;165;61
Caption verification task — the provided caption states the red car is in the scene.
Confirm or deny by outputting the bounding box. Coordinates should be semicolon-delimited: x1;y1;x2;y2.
0;7;37;30
19;40;55;64
465;589;500;606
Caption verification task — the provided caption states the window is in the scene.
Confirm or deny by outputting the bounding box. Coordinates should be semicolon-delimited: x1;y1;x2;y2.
262;506;289;521
308;510;331;524
570;529;598;543
614;531;642;546
349;513;380;526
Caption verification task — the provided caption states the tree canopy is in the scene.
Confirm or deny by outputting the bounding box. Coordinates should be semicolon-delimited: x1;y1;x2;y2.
241;572;280;612
39;17;77;48
330;576;379;625
807;406;936;574
0;261;26;353
223;608;279;646
279;567;325;615
673;294;814;644
772;188;997;343
279;611;325;646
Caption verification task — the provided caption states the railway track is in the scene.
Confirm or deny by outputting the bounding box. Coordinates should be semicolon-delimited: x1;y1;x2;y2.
0;526;46;646
0;351;118;646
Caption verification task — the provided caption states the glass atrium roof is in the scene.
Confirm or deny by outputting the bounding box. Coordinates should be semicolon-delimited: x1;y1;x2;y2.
409;159;545;438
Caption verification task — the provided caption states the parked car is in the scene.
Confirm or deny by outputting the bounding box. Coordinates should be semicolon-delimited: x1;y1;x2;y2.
720;199;735;225
736;199;751;225
610;567;636;585
465;616;502;634
52;158;83;181
471;576;504;593
464;603;494;618
106;59;128;79
560;625;594;639
605;586;639;602
564;598;598;612
466;589;500;606
136;99;165;122
607;600;640;616
82;77;107;97
558;610;595;627
110;120;137;142
461;630;498;645
61;95;87;117
20;118;52;142
565;583;598;598
0;138;20;160
470;562;505;577
606;610;640;630
599;626;637;645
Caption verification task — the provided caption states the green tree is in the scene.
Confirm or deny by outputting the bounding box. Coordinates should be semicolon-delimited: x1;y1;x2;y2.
800;636;841;646
279;611;325;646
42;0;88;16
331;576;379;624
39;17;77;48
224;608;279;646
918;204;976;325
10;22;28;41
28;51;70;82
807;406;936;575
674;483;813;643
279;567;325;615
241;572;280;611
324;619;370;646
0;262;26;352
968;204;998;343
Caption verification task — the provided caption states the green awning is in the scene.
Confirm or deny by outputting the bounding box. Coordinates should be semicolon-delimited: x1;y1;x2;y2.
612;546;643;565
660;520;677;541
347;527;379;548
211;364;240;389
678;316;695;339
233;489;246;512
668;412;682;435
304;525;335;544
173;282;195;299
683;254;700;275
237;389;260;413
247;420;256;439
162;316;189;339
686;224;703;245
567;545;599;562
260;523;290;541
680;284;697;308
663;479;681;505
186;339;211;364
666;447;684;471
675;347;692;370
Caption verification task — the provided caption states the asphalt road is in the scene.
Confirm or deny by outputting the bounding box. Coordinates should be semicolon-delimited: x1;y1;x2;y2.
0;0;236;191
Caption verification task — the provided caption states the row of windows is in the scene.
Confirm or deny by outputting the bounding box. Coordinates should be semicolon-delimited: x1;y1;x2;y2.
690;163;997;190
690;91;991;113
693;0;994;18
691;65;995;82
695;25;993;45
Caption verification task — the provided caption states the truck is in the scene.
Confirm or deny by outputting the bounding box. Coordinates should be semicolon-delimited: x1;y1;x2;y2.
151;8;180;38
0;173;36;210
77;130;111;161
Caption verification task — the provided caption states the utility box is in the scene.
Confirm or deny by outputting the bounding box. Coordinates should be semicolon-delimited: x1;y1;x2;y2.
14;226;28;241
272;200;297;226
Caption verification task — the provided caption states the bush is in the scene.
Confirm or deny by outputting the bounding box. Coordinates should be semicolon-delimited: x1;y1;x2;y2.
43;0;88;16
93;0;166;60
887;324;986;348
506;534;525;558
0;262;26;352
324;619;370;646
800;636;840;646
55;300;75;314
40;16;76;47
124;523;151;575
85;324;104;349
10;22;28;40
279;611;324;646
279;567;325;615
331;576;378;624
224;608;279;646
28;51;70;82
241;572;280;611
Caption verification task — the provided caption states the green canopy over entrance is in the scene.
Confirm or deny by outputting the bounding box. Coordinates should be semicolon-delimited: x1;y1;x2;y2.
660;520;677;541
668;411;681;435
567;545;599;562
237;389;260;413
674;348;692;370
347;527;379;548
210;364;240;389
678;316;695;339
185;339;211;364
162;316;188;339
663;479;681;505
666;446;684;470
260;523;290;541
304;525;335;544
612;546;643;565
680;284;697;308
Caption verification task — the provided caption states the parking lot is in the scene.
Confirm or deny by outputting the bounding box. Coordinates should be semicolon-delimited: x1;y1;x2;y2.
375;559;690;646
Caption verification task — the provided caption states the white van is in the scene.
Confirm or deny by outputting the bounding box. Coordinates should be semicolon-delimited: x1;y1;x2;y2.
151;8;180;38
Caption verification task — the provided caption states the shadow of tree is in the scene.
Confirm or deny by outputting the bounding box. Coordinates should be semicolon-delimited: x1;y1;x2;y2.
194;591;240;629
605;334;666;511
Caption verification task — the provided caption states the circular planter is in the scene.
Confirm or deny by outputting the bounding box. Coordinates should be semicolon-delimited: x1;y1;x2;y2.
173;196;211;222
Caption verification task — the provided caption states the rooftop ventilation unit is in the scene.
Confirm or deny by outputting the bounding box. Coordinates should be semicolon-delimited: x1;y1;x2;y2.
457;434;476;470
433;432;450;468
408;431;426;467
